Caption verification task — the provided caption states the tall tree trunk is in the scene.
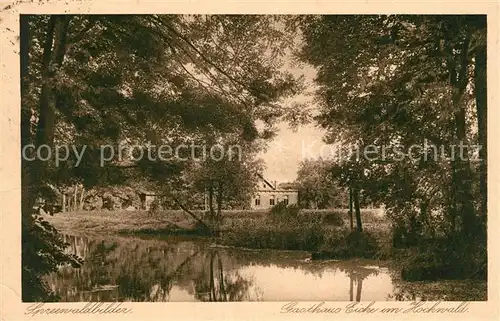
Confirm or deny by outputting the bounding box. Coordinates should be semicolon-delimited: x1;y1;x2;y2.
204;187;208;211
216;181;223;223
348;187;354;231
34;17;57;149
448;162;458;232
35;15;71;150
448;33;477;237
474;42;487;219
419;199;433;237
20;15;36;221
353;188;362;232
441;22;476;237
20;15;31;148
208;183;214;220
73;184;78;212
79;187;85;210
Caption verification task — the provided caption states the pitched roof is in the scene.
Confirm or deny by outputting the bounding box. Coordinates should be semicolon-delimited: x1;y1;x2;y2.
256;173;276;190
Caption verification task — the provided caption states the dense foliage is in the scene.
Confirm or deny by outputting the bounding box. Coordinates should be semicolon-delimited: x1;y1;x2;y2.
296;15;487;280
295;158;348;209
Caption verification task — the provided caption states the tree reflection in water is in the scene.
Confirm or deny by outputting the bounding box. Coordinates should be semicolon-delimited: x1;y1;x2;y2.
48;235;414;302
339;266;379;302
47;235;256;301
193;251;252;302
47;234;205;301
117;250;200;301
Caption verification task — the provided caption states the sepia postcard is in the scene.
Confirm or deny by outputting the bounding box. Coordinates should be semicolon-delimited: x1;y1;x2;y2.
1;0;499;320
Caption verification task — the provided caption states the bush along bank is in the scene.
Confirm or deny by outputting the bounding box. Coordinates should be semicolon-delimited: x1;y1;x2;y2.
311;230;380;260
217;203;382;259
398;233;487;282
217;204;326;251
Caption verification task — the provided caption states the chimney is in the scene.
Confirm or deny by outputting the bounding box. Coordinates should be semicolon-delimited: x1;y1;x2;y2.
274;180;277;189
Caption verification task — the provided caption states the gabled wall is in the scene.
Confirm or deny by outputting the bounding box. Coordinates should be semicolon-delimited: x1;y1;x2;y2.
250;190;299;210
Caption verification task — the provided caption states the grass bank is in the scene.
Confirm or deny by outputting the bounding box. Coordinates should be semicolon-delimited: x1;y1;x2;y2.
44;210;197;236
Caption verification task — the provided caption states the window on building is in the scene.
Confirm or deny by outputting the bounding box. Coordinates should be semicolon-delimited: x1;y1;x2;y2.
269;195;275;206
283;195;289;206
255;196;261;206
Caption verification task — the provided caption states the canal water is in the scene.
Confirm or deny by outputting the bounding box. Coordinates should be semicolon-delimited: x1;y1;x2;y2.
44;234;439;302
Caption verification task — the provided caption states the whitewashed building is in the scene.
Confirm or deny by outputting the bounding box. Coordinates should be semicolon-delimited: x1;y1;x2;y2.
250;175;298;210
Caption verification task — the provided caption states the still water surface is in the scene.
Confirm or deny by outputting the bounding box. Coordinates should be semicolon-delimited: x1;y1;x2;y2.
46;234;414;302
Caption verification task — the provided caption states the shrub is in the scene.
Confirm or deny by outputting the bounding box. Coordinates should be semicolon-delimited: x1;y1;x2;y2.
345;231;380;257
312;231;380;260
219;222;326;251
218;204;327;251
321;212;344;226
218;205;386;256
23;214;83;301
400;235;487;281
221;210;268;219
267;202;300;223
299;208;387;227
